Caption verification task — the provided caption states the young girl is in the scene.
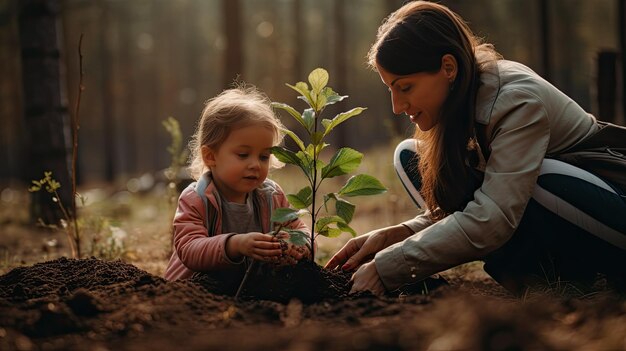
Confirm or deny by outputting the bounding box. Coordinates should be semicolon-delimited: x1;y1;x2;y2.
164;86;309;284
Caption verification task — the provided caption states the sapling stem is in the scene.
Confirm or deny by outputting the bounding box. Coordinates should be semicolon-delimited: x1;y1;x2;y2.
235;224;284;299
70;33;84;258
234;260;257;300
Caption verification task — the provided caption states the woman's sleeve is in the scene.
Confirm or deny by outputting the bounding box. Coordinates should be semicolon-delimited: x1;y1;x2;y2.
375;89;551;291
401;212;434;233
172;187;237;271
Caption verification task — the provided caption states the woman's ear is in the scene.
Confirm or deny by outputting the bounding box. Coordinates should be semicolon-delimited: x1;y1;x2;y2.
441;54;458;82
201;145;216;168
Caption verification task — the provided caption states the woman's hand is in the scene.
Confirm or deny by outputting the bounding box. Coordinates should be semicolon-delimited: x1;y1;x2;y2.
226;233;282;261
349;261;385;295
324;224;413;271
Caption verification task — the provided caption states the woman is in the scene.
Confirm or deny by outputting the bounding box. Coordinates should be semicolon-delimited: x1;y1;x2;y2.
325;1;626;295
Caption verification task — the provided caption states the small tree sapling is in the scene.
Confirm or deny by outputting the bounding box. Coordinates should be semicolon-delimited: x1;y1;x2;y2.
270;68;387;261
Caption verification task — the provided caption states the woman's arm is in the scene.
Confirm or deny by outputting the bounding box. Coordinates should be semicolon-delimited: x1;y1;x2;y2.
325;223;414;270
374;89;551;291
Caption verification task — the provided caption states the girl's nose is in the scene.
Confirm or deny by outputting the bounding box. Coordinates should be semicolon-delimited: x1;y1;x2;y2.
248;159;260;169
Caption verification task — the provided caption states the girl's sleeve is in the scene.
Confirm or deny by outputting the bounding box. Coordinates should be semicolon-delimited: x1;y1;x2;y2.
375;89;551;291
172;187;239;272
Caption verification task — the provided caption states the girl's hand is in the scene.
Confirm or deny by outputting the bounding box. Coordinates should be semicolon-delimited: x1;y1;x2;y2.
274;231;311;266
349;260;385;295
226;233;282;261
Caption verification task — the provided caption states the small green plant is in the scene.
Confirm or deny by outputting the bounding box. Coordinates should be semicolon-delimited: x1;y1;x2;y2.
29;172;129;261
29;171;82;257
27;35;86;259
162;116;189;204
163;116;190;254
270;68;387;260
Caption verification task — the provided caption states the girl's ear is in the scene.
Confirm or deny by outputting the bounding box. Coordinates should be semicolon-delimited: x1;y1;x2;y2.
201;145;216;167
441;54;458;81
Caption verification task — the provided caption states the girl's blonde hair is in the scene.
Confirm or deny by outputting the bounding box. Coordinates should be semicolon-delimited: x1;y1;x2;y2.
188;85;284;180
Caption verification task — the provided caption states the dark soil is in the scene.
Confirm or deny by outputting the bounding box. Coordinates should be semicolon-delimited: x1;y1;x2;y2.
1;258;624;350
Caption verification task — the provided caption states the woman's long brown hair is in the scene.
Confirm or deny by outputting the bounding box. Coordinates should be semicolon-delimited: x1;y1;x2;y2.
368;1;499;220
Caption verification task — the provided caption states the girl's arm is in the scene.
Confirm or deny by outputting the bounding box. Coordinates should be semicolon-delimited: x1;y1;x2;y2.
172;187;244;271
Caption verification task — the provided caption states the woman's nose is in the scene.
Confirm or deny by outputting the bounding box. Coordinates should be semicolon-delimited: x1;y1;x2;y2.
391;93;407;115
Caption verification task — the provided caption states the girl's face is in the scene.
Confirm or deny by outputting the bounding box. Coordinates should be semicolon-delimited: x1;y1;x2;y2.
376;60;452;131
202;124;274;203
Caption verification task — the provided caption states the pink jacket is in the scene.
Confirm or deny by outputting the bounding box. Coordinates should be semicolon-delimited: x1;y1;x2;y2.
164;173;309;281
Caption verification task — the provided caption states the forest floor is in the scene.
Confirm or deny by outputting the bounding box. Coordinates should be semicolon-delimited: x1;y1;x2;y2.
1;254;624;351
0;161;625;350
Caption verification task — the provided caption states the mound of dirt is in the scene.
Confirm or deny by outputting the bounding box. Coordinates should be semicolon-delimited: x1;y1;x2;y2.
0;258;624;351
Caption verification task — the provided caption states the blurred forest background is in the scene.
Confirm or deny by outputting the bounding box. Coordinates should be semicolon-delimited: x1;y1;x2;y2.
0;0;625;200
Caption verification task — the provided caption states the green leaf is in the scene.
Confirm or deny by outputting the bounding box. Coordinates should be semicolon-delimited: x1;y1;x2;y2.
323;193;332;212
306;144;319;162
315;93;327;111
315;215;346;232
308;68;329;94
335;198;355;223
295;150;313;174
271;207;300;223
271;146;310;177
271;146;301;166
272;103;308;132
285;229;309;246
287;82;311;101
322;107;367;137
321;87;347;106
311;132;324;146
338;174;387;197
319;227;343;238
321;148;363;178
302;109;315;132
281;128;306;152
316;142;329;155
287;186;312;209
337;222;357;237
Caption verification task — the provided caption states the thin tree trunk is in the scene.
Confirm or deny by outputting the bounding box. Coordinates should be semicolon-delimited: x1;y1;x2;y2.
539;0;551;80
619;0;625;125
293;0;302;81
222;0;243;87
333;0;348;147
98;0;115;182
18;0;72;224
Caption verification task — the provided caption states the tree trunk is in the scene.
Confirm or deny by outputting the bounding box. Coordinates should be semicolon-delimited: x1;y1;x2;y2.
538;0;551;80
617;0;626;125
333;0;348;147
222;0;243;87
18;0;73;224
293;0;303;81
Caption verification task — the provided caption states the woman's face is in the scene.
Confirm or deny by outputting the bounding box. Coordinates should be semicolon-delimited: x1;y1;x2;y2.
376;60;452;131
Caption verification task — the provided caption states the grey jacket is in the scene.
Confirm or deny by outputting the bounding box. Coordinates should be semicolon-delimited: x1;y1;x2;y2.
375;58;598;291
